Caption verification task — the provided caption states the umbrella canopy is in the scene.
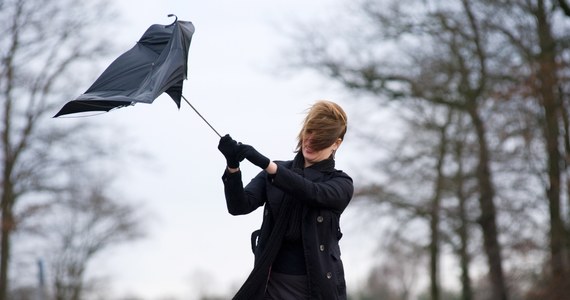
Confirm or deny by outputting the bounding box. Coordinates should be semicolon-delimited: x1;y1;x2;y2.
54;17;195;117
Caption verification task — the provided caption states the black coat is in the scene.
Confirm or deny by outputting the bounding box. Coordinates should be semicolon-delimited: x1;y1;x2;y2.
222;155;353;299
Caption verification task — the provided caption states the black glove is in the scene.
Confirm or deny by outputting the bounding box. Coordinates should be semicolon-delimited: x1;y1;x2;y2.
218;134;246;168
240;144;270;169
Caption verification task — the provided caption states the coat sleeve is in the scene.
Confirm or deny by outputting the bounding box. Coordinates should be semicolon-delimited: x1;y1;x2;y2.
222;169;267;215
270;166;354;213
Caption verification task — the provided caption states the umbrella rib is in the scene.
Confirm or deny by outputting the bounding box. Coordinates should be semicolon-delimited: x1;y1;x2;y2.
181;95;222;138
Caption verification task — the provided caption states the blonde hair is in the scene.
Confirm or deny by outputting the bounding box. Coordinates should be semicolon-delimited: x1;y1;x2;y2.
295;100;348;152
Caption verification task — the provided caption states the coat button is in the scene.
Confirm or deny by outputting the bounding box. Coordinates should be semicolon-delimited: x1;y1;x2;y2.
320;245;325;251
326;272;332;279
317;216;324;223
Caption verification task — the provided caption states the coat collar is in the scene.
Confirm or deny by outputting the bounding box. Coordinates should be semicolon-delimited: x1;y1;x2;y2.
291;152;336;177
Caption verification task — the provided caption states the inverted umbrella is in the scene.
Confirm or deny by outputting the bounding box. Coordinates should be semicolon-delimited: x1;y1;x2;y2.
54;15;221;137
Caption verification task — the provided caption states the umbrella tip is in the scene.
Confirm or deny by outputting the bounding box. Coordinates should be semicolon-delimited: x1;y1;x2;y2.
166;14;178;27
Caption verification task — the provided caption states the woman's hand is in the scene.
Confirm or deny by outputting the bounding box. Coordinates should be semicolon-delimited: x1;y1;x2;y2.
218;134;247;170
240;144;270;169
239;144;277;174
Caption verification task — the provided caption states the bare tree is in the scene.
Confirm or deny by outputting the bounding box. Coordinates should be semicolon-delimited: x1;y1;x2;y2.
288;0;510;298
450;115;475;300
285;0;570;298
355;234;424;300
45;175;144;300
427;109;453;300
480;0;570;295
534;0;569;287
0;0;117;298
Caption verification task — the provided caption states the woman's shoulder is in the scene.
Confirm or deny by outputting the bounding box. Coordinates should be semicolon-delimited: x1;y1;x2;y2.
329;168;353;185
274;159;294;168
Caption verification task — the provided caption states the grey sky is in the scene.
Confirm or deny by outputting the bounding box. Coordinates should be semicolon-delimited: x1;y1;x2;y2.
81;0;378;298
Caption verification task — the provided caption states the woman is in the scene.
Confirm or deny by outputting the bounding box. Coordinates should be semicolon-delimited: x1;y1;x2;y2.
218;100;353;300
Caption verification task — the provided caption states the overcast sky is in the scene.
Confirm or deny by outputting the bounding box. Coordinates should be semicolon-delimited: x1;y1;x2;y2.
78;1;382;298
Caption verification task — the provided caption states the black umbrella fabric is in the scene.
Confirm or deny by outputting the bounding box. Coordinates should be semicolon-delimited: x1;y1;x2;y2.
54;17;195;117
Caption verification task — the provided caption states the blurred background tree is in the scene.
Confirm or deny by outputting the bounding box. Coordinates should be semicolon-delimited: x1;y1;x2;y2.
47;176;144;300
0;0;146;299
286;0;570;299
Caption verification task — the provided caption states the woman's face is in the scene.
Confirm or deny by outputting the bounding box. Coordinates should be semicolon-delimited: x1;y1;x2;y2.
302;132;341;167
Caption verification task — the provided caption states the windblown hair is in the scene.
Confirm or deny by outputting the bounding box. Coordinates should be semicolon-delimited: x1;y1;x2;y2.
295;100;348;152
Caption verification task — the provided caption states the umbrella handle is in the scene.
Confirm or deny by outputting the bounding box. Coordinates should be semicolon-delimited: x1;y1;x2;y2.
181;95;222;138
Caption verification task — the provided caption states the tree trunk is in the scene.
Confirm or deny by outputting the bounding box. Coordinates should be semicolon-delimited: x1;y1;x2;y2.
0;102;15;300
535;0;568;281
0;93;14;300
429;122;449;300
561;98;570;274
0;193;13;300
429;199;442;299
0;4;19;298
467;103;508;300
454;137;473;300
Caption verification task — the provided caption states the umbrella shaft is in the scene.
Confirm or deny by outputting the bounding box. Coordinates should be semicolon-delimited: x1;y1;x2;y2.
182;95;222;138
